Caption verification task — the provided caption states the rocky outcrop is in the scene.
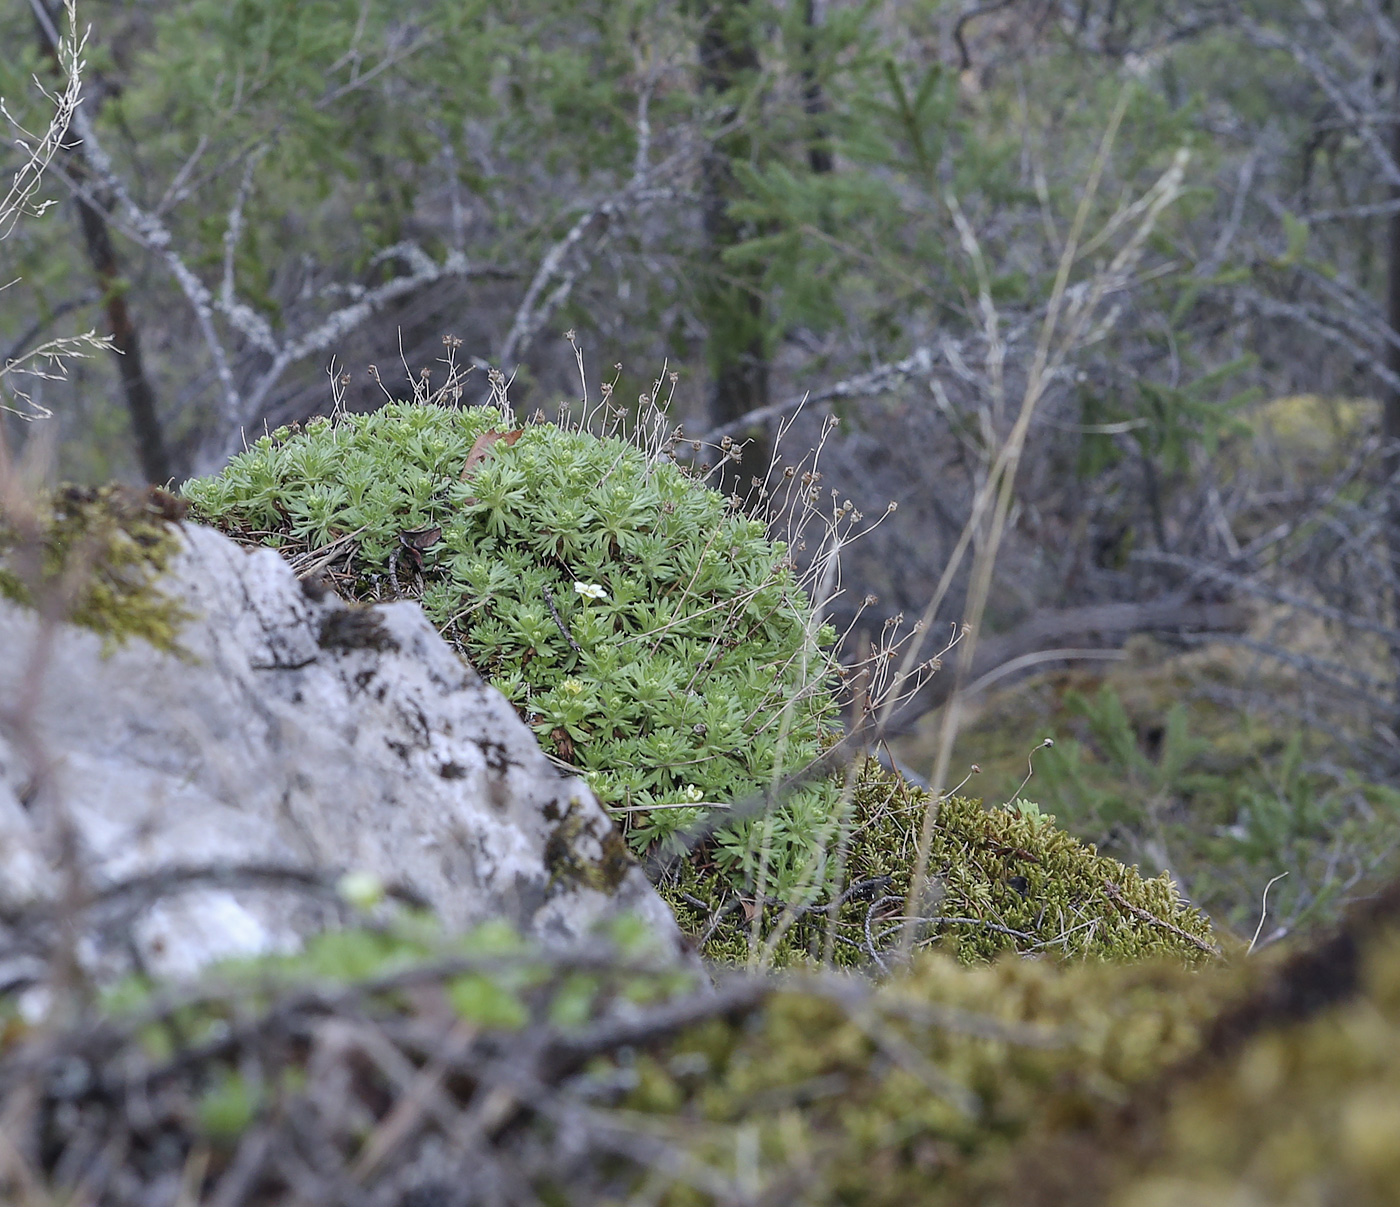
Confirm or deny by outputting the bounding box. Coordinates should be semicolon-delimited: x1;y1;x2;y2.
0;521;682;985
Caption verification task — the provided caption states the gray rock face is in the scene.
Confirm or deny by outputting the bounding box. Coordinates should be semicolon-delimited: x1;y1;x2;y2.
0;523;682;983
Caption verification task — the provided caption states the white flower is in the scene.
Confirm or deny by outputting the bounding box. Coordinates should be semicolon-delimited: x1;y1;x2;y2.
337;870;386;910
678;784;704;804
573;581;608;601
561;677;584;695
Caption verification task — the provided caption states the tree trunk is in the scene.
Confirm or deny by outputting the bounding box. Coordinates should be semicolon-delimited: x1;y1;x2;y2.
1387;44;1400;720
71;196;173;485
697;0;771;502
31;0;171;485
802;0;833;175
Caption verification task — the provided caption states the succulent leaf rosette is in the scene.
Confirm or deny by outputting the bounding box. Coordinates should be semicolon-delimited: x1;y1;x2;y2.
184;403;842;901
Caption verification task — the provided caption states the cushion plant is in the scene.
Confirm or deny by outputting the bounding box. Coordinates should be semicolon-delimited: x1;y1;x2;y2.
183;402;843;904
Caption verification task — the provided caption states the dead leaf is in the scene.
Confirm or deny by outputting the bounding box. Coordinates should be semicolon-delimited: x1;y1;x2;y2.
397;525;442;571
551;726;575;763
398;525;442;550
458;428;524;481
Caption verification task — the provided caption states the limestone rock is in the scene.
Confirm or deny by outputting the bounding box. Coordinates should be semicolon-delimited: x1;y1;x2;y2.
0;522;683;984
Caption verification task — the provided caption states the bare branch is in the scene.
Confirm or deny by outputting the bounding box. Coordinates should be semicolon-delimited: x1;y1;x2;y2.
0;329;113;420
1;0;82;239
1246;18;1400;189
688;344;943;446
47;72;245;434
217;244;517;467
497;184;679;369
221;146;275;355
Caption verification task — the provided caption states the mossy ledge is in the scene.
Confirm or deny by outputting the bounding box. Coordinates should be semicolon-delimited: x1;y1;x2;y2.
0;484;190;655
661;758;1218;965
605;889;1400;1206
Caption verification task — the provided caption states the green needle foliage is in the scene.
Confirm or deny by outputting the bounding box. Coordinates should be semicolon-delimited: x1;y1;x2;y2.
183;401;843;901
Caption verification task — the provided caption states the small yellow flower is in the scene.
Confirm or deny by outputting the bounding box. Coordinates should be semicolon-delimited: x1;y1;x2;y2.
561;678;584;695
574;581;608;601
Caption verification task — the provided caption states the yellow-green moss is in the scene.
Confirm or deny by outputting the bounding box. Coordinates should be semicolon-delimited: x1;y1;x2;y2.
660;759;1217;966
0;484;191;654
605;886;1400;1205
16;859;1400;1206
1075;926;1400;1207
1238;392;1369;489
613;946;1237;1207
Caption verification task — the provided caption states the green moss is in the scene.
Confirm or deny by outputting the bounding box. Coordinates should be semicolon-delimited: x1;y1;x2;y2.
544;797;636;894
982;883;1400;1207
0;484;191;654
1104;945;1400;1205
661;759;1217;966
183;403;842;901
610;944;1236;1207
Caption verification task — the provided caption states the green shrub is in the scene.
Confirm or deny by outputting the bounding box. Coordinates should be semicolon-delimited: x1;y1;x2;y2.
183;402;843;901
